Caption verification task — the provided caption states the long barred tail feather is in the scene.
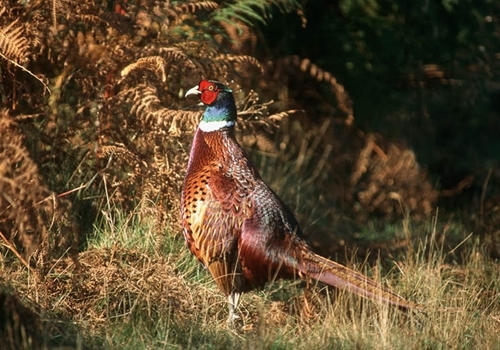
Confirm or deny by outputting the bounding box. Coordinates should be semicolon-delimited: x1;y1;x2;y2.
298;250;424;310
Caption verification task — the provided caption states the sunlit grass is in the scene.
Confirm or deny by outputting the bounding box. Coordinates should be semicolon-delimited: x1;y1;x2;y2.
2;145;499;349
3;208;497;349
1;135;499;349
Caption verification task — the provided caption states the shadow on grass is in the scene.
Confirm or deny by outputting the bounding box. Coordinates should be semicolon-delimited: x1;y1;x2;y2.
0;290;95;350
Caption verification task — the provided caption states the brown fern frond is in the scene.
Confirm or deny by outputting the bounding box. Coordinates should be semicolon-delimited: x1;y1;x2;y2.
174;41;219;58
153;109;201;135
97;144;147;190
0;7;66;93
121;56;167;82
51;0;65;29
130;0;218;33
159;47;197;70
52;0;58;29
0;19;29;63
233;90;301;153
98;145;142;166
351;134;438;220
74;14;109;27
293;56;354;124
123;84;162;124
0;110;76;263
350;133;375;187
174;1;219;14
121;84;200;132
223;54;264;76
50;0;74;29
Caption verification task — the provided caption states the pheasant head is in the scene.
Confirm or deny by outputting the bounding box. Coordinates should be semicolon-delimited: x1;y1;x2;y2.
185;80;237;132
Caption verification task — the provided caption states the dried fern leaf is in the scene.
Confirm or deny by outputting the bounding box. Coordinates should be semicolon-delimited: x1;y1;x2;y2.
0;19;29;63
294;56;354;124
121;56;167;82
223;54;263;75
174;1;219;14
159;47;196;70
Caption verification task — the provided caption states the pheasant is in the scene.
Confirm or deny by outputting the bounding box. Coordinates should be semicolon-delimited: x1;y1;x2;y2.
181;80;420;324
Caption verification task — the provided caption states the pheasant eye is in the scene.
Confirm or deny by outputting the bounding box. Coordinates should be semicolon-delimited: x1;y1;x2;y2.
208;85;214;91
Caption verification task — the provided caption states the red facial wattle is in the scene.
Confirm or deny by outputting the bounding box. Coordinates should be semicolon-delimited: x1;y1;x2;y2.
199;80;219;105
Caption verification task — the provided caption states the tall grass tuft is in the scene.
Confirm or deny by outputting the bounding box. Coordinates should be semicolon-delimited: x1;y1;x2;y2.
3;205;499;349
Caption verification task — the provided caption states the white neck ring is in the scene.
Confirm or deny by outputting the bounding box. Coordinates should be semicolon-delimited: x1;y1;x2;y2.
199;120;235;132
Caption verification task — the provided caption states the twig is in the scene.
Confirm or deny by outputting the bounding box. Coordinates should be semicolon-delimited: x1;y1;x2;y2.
34;183;88;207
448;232;473;255
0;52;51;95
57;183;88;198
0;229;31;271
479;168;492;226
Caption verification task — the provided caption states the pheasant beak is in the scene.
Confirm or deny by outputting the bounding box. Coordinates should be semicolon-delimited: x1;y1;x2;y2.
185;85;201;98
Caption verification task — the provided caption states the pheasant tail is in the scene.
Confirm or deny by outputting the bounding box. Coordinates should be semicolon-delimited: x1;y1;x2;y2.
296;250;422;309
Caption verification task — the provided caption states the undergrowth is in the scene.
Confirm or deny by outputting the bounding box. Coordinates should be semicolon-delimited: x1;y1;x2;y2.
1;209;499;349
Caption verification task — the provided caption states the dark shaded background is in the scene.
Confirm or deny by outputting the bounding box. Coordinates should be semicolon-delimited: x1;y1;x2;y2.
259;0;500;209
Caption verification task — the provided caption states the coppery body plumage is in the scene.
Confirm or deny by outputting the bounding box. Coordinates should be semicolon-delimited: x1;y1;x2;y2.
181;80;420;323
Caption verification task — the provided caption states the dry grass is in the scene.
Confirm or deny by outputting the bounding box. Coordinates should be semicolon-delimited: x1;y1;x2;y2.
1;206;500;349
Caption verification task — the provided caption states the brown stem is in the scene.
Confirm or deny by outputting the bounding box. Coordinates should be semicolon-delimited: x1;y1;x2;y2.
0;230;31;271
